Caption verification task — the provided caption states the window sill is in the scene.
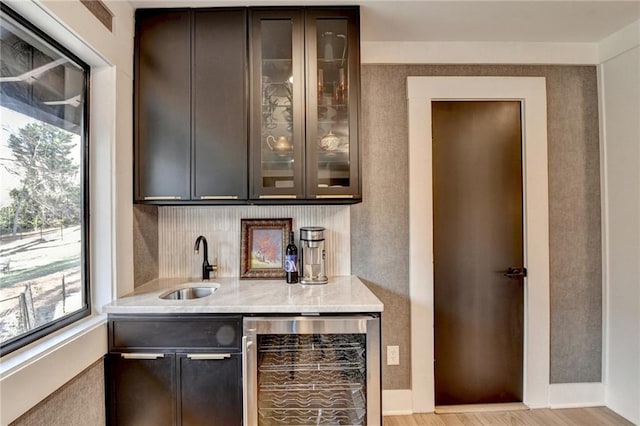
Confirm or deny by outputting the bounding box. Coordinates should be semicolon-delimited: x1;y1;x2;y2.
0;314;107;425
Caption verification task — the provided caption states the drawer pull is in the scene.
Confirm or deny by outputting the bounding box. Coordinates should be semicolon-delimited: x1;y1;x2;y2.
187;353;231;360
258;195;297;199
121;353;165;359
316;194;354;199
143;196;181;200
200;195;239;200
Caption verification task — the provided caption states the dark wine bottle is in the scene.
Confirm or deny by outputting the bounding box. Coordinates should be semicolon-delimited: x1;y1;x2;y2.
285;231;298;283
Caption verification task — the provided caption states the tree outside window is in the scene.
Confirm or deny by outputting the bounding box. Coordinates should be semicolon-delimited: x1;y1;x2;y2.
0;4;89;355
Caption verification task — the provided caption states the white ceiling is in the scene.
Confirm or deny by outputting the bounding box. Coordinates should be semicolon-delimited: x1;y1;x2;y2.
130;0;640;43
361;1;640;42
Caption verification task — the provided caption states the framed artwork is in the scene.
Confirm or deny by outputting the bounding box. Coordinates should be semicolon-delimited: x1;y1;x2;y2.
240;218;292;279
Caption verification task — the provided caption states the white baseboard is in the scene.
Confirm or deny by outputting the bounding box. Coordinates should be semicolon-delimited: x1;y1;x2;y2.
383;384;604;415
382;389;414;415
549;383;605;408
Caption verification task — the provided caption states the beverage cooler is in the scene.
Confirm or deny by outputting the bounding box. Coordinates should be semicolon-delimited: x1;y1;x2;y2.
242;315;381;425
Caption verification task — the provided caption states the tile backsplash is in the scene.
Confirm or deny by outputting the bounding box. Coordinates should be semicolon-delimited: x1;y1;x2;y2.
158;205;351;279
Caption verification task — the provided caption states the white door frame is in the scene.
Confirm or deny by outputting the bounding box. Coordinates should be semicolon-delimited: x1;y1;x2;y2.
408;77;550;412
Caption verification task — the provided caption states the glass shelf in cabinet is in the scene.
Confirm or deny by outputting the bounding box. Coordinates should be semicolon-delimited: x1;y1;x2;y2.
262;152;295;161
263;58;293;63
317;58;347;65
317;164;350;173
261;104;292;109
317;121;349;126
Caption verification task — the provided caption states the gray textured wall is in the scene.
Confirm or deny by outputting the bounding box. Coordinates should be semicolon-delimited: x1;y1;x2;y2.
352;64;602;389
10;360;105;426
133;204;159;287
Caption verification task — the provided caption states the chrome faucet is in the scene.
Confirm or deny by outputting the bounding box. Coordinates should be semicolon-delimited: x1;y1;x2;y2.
194;236;217;280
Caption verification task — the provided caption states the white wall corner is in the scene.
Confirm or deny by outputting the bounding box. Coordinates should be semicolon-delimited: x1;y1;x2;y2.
113;68;134;298
599;43;640;426
598;19;640;64
361;41;598;65
548;383;605;409
596;61;610;395
91;65;117;309
382;389;414;416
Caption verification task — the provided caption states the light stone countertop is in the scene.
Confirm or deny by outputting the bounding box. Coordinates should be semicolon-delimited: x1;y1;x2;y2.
102;275;383;314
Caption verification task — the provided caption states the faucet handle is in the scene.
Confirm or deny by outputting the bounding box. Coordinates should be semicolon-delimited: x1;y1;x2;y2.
205;264;217;279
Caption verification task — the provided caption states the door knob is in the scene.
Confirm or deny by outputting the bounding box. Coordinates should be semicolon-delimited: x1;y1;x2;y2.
503;267;527;279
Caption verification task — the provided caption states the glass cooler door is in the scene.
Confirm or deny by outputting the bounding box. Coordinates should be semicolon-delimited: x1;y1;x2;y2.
243;316;380;426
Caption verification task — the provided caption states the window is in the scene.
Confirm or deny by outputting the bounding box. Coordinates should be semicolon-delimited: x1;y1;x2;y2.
0;3;90;356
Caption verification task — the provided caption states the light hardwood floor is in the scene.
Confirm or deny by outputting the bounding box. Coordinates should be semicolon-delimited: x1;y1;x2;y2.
384;407;634;425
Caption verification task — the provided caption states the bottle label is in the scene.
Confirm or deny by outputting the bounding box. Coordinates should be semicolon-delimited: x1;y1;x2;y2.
285;255;298;273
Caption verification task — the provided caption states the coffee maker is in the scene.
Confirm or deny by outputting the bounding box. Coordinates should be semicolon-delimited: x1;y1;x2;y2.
299;227;328;285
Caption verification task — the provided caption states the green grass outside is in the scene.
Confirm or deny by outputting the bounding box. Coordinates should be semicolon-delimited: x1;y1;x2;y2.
0;257;80;289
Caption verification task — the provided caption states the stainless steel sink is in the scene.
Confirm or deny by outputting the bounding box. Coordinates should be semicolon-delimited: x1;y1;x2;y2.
159;283;219;300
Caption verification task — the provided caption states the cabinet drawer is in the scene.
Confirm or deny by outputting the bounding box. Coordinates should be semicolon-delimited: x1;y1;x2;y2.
109;316;242;351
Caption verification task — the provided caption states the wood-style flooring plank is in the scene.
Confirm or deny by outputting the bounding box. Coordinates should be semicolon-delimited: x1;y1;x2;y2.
384;407;633;426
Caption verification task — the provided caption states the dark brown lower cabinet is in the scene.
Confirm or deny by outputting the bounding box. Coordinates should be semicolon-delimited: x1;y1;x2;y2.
108;353;242;426
178;354;242;426
107;315;242;426
109;354;175;426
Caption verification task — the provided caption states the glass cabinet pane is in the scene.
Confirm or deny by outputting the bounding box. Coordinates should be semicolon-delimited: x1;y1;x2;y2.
260;19;295;190
315;19;350;189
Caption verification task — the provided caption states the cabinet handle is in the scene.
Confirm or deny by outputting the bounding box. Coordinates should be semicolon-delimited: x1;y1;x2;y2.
315;194;354;199
200;195;239;200
258;195;297;199
186;353;231;360
121;353;165;359
143;196;181;200
242;336;252;426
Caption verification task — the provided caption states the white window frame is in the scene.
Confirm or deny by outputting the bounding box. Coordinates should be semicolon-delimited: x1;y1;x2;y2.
0;0;131;422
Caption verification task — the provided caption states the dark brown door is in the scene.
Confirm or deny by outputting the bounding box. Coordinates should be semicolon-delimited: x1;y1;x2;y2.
192;10;248;201
433;101;524;405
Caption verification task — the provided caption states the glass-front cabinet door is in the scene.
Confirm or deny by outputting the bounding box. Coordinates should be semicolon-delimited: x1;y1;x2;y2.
250;7;360;201
250;10;305;200
306;8;360;200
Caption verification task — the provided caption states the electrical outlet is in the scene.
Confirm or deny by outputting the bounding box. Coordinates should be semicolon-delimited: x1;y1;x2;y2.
387;345;400;365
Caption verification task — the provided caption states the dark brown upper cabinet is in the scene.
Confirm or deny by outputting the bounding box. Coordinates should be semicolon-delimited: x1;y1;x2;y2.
135;10;191;202
249;7;361;202
135;6;360;205
135;9;248;203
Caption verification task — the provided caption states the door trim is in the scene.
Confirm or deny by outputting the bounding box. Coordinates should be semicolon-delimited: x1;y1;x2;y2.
407;77;550;411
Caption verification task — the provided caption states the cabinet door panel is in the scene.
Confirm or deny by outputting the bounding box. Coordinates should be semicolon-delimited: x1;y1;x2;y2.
135;10;191;201
193;10;248;201
306;8;361;200
250;10;305;200
110;316;242;351
109;353;175;426
178;354;242;426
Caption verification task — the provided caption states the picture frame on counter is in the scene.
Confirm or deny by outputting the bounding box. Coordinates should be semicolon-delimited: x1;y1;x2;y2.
240;218;292;279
